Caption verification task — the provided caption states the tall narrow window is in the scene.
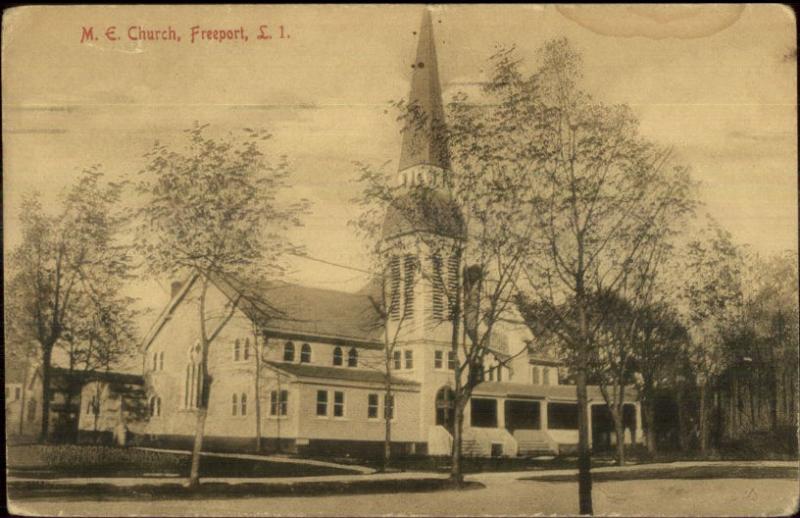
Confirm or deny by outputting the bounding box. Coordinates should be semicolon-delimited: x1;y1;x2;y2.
543;367;550;386
279;390;288;415
384;394;395;420
389;256;401;320
532;366;540;384
333;347;343;366
393;350;401;370
348;348;358;367
404;350;414;370
434;350;444;369
431;254;444;320
240;393;247;416
316;390;328;416
270;390;279;416
234;339;241;361
367;394;379;419
152;352;158;371
283;342;295;362
243;339;250;361
232;394;238;416
301;343;312;363
403;255;416;317
156;397;162;417
159;352;165;371
448;351;456;370
333;391;345;417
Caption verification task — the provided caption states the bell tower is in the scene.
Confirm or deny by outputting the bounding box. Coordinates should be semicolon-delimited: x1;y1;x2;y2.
381;9;464;345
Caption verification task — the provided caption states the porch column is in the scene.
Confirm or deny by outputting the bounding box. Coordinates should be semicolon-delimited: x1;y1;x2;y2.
496;398;505;429
540;399;548;431
586;402;593;448
635;402;643;444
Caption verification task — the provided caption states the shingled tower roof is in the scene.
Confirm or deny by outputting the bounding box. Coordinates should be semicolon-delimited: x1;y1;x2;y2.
398;9;450;173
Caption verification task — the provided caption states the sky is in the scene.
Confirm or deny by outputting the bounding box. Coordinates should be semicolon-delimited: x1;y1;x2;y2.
3;5;797;343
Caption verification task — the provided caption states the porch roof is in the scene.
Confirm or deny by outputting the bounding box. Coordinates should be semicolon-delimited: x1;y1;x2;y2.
472;381;638;403
263;361;419;387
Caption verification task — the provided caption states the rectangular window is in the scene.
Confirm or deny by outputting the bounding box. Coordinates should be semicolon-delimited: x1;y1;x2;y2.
448;351;456;370
532;366;540;384
271;390;288;416
393;350;401;370
316;390;328;417
15;387;21;400
384;394;395;420
232;394;238;416
470;398;498;428
368;394;379;419
404;350;413;370
542;367;550;385
548;403;578;430
333;391;345;417
434;350;443;369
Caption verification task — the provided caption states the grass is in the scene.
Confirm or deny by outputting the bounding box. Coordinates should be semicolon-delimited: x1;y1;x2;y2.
7;478;482;501
7;445;359;479
522;464;800;483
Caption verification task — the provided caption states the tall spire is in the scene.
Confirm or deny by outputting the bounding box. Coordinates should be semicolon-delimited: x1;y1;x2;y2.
398;9;450;186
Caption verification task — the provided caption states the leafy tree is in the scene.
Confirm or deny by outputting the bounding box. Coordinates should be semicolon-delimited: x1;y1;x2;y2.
5;168;134;441
133;123;308;488
464;40;695;513
677;218;744;455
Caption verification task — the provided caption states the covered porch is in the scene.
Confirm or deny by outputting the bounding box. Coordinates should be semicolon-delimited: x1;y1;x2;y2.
429;382;642;457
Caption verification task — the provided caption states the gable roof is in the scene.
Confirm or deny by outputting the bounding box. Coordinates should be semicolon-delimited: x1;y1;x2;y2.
264;361;419;387
210;272;384;348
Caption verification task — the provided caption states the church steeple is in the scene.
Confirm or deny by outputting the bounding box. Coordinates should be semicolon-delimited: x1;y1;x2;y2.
398;9;450;187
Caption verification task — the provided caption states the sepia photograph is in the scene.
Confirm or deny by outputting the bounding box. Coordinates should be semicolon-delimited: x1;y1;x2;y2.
3;4;798;516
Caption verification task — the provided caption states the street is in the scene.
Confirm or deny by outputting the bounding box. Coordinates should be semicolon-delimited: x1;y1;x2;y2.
10;470;798;517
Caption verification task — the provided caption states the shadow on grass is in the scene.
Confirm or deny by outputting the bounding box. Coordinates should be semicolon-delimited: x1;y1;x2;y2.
8;478;484;501
522;465;799;483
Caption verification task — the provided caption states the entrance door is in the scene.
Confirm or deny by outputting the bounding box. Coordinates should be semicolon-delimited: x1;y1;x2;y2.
435;387;455;433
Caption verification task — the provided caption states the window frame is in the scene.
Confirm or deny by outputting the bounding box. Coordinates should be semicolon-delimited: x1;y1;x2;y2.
434;350;444;369
393;350;401;370
333;391;346;418
367;393;379;420
347;348;358;368
283;341;295;362
316;390;328;417
333;347;343;366
404;350;414;370
300;343;312;364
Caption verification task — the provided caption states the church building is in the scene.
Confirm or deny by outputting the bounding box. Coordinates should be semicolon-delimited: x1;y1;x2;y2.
137;11;642;458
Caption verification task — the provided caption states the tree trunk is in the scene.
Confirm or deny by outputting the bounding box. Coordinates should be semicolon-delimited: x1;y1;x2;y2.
613;409;625;466
698;381;708;456
384;387;392;471
40;346;54;442
188;407;208;488
644;399;656;455
254;333;262;454
450;399;464;484
576;368;593;514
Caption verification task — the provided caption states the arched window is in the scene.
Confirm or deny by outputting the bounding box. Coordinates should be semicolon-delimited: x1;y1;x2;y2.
431;253;444;320
389;256;401;320
152;352;158;371
333;346;343;366
300;343;311;363
240;393;248;416
156;397;162;416
185;364;191;407
234;339;241;361
283;342;295;362
243;339;250;361
232;394;238;416
403;255;416;317
348;348;358;367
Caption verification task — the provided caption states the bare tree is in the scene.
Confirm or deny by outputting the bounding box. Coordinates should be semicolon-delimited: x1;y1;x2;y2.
134;123;308;488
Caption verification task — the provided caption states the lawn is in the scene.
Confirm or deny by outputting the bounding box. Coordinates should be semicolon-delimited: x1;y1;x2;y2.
522;464;800;482
7;445;360;479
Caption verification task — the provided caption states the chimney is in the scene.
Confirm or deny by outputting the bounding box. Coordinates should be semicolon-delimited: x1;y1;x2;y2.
170;281;183;299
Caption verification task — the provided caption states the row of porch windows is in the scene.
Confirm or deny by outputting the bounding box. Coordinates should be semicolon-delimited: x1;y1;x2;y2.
467;399;637;430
